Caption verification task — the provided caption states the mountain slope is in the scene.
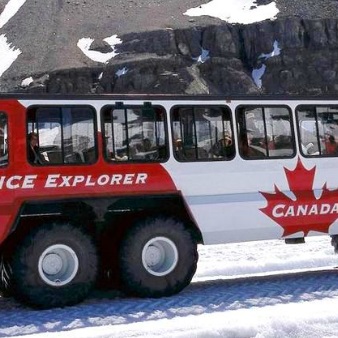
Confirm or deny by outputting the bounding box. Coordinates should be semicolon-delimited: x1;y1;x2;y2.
1;0;338;94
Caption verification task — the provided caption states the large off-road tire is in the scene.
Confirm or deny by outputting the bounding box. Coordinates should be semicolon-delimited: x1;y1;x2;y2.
11;223;98;308
0;254;13;297
119;216;198;297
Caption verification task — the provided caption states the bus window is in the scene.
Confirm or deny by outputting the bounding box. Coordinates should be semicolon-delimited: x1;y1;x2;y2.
27;106;97;165
0;113;8;167
102;105;168;162
237;106;295;159
171;106;234;161
297;105;338;156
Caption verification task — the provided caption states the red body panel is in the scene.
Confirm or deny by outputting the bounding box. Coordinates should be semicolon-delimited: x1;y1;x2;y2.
0;100;177;244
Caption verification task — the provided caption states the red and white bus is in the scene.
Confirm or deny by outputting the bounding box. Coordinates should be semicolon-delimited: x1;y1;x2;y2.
1;94;338;308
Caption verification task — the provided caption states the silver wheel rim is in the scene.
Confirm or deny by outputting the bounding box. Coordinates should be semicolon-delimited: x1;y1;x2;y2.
38;244;79;286
142;237;178;276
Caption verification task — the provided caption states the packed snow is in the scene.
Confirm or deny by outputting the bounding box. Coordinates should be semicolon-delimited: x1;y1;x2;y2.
184;0;279;24
116;67;129;77
192;48;210;64
77;35;122;64
0;0;27;29
20;77;33;88
252;64;267;89
2;236;338;337
252;40;281;88
0;0;26;78
259;40;281;60
0;35;21;78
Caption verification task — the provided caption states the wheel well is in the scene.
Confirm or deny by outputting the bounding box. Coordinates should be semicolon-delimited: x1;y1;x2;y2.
1;217;46;257
8;194;202;244
100;193;203;244
2;199;97;258
2;216;96;258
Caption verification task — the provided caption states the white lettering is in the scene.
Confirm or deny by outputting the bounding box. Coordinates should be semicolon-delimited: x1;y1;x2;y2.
285;205;294;217
0;176;5;189
123;174;135;185
272;203;338;218
296;205;308;216
0;172;149;190
85;175;96;186
45;174;60;188
320;204;331;214
308;204;318;215
59;176;72;187
7;175;22;189
72;175;85;187
22;175;37;189
136;173;147;184
332;203;338;213
97;175;109;186
110;174;123;185
272;204;285;218
0;175;37;189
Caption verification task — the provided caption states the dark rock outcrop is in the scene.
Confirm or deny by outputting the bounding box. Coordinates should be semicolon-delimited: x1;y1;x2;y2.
15;17;338;96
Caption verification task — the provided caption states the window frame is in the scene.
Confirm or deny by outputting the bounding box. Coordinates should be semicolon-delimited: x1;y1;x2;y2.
235;104;296;160
26;104;98;166
170;104;235;162
296;104;338;158
101;103;169;164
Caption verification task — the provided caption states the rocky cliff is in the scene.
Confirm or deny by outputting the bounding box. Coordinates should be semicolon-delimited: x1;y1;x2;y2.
1;0;338;95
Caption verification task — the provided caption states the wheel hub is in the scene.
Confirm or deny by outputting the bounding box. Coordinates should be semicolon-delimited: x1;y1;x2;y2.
38;244;79;287
42;253;63;275
142;236;178;277
144;245;163;267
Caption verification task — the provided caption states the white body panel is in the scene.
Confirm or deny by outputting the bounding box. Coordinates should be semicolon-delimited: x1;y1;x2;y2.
161;99;338;244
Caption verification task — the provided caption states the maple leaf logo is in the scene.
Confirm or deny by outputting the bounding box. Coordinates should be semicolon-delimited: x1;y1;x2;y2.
260;158;338;236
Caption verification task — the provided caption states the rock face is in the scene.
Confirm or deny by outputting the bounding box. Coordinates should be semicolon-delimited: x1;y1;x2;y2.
1;0;338;96
19;18;338;96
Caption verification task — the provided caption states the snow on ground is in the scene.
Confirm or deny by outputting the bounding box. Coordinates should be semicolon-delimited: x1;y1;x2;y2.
0;35;21;78
184;0;279;24
194;235;337;281
0;0;26;78
2;236;338;338
77;35;122;64
0;0;27;29
20;77;33;88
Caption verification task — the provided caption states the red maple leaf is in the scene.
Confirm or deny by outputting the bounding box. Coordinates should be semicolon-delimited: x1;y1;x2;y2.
260;158;338;236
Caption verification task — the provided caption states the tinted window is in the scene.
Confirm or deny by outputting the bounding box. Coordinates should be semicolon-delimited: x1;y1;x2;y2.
27;106;97;165
237;106;295;159
171;106;234;161
297;105;338;156
102;105;168;162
